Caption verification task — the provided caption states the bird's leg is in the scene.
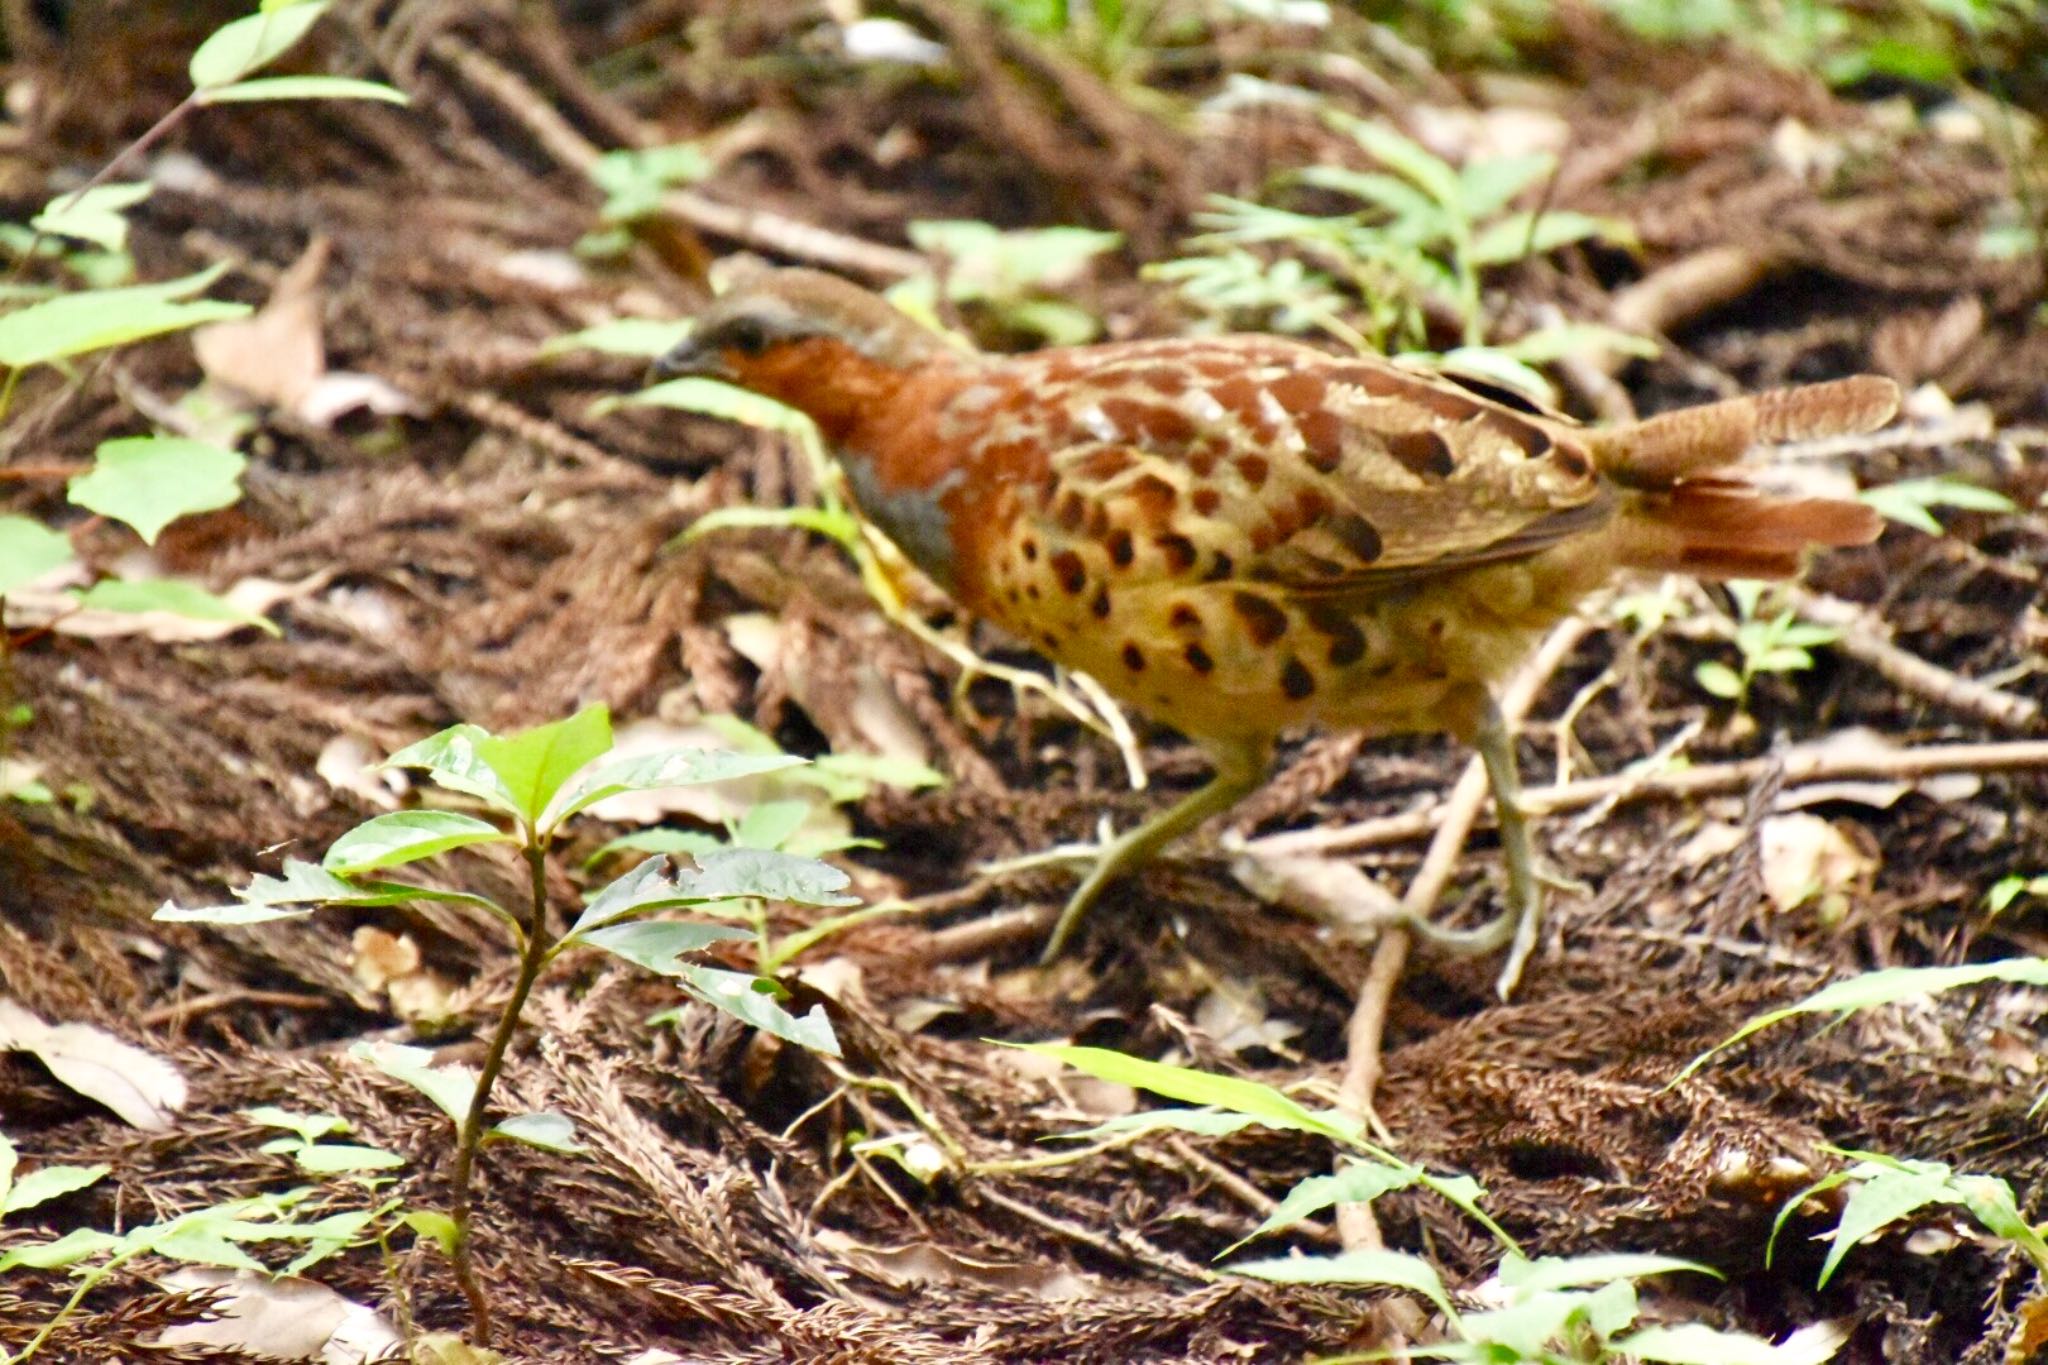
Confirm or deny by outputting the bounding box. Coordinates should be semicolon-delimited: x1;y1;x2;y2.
1041;740;1270;964
1395;694;1543;997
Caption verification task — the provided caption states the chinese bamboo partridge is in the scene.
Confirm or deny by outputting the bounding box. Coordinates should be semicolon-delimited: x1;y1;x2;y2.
657;267;1896;990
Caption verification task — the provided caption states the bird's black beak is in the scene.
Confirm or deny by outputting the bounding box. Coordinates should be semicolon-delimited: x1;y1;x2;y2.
650;335;730;383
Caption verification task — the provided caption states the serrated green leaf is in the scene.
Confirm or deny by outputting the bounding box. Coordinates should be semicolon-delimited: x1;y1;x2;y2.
577;916;753;969
542;746;805;831
323;809;507;875
489;1111;584;1154
189;1;328;88
0;263;248;368
661;964;841;1055
0;516;73;594
1008;1043;1360;1143
477;704;612;827
0;1226;122;1270
197;75;409;105
67;436;246;545
31;182;152;253
2;1162;108;1216
350;1041;475;1124
73;577;278;634
382;723;519;814
684;848;856;906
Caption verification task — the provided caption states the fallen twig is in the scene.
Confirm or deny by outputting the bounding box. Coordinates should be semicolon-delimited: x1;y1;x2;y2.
1788;585;2041;732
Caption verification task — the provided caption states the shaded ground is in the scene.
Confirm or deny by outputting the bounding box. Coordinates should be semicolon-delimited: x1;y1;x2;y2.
3;3;2047;1361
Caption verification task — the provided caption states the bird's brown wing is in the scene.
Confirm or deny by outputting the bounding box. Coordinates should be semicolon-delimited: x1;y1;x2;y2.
1032;349;1611;600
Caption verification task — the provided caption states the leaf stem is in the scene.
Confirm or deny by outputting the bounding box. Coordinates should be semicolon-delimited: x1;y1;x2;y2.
444;840;554;1343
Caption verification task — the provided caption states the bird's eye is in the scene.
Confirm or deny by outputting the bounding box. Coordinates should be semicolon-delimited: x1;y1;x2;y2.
721;318;773;356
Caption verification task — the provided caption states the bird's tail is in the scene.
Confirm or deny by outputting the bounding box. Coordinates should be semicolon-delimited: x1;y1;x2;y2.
1595;376;1897;579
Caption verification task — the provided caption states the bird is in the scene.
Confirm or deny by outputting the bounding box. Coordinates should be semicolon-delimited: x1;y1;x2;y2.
654;265;1896;991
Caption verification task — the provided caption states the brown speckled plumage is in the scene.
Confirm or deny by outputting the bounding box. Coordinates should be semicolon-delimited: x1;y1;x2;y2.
659;266;1896;979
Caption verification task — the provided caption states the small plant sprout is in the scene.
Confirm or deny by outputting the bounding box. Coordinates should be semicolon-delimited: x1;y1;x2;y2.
1771;1149;2048;1290
1860;475;2018;535
1987;873;2048;917
155;703;857;1341
1021;1048;1844;1364
1693;581;1843;713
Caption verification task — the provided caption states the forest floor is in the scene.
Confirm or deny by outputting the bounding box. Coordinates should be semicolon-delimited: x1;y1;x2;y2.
2;2;2047;1362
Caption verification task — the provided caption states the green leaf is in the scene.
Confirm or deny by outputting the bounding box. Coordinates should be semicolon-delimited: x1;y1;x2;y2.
31;182;153;253
541;746;805;831
1237;1160;1420;1249
477;704;612;827
658;965;841;1056
585;827;727;868
1694;660;1744;699
489;1111;584;1154
1500;1251;1718;1293
0;1227;123;1270
1007;1043;1361;1143
1457;153;1554;218
323;809;508;875
801;752;946;801
155;856;391;923
0;263;249;368
197;75;409;105
1618;1321;1847;1365
382;723;519;814
577;916;753;970
1055;1107;1275;1141
1862;477;2018;535
242;1107;349;1143
2;1162;108;1216
1232;1248;1459;1323
147;1223;268;1272
402;1208;460;1256
0;516;73;594
349;1041;475;1123
1470;210;1633;265
1674;959;2048;1083
73;578;279;634
540;317;694;359
189;0;329;88
615;378;819;438
1325;112;1463;207
684;848;857;906
294;1144;405;1174
67;436;246;545
732;799;814;851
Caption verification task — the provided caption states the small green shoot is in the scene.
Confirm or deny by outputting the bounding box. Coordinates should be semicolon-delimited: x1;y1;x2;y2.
888;221;1122;346
1673;957;2048;1084
1693;581;1841;712
1860;475;2018;535
156;703;852;1340
1771;1149;2048;1289
1987;873;2048;917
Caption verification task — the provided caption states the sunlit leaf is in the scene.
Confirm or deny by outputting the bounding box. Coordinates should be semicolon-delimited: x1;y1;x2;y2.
0;264;249;368
476;704;612;827
540;317;693;358
1232;1248;1458;1323
349;1041;475;1124
189;0;329;89
1007;1043;1360;1143
73;578;279;635
489;1111;584;1154
198;75;410;105
655;965;841;1056
0;516;73;595
2;1162;108;1216
322;810;507;876
542;745;804;830
577;916;752;969
31;182;152;253
66;436;246;545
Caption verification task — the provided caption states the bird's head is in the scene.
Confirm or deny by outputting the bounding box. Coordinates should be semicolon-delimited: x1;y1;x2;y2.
654;266;952;438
